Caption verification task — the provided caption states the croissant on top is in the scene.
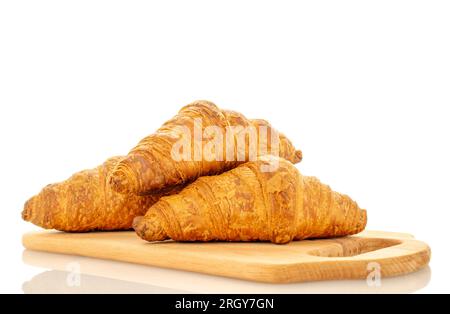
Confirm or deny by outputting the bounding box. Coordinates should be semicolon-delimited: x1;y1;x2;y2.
109;100;302;195
134;156;367;244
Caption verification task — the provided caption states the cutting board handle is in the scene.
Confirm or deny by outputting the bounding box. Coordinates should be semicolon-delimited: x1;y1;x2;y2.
306;237;431;279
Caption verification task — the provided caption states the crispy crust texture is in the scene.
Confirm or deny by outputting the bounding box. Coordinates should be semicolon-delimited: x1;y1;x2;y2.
134;156;367;244
109;100;302;195
22;157;181;232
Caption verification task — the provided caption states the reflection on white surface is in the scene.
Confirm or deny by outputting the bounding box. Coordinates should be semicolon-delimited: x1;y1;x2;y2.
22;250;431;294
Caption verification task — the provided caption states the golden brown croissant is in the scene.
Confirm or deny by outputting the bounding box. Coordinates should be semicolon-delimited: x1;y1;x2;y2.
22;157;182;232
109;100;302;195
134;156;367;244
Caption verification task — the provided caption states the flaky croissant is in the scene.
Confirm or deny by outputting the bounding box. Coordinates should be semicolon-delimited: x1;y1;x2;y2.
109;100;302;195
22;157;181;232
134;156;367;244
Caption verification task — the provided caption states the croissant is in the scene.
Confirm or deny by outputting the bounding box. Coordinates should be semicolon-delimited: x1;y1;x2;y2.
22;157;182;232
134;156;367;244
109;100;302;195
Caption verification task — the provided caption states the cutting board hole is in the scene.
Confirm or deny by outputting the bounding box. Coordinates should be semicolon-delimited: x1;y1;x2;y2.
308;238;402;258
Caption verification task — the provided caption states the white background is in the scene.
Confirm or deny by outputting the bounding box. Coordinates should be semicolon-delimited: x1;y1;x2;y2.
1;0;449;293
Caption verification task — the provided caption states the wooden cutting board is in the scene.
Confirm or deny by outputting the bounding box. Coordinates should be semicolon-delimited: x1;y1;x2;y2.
22;230;430;283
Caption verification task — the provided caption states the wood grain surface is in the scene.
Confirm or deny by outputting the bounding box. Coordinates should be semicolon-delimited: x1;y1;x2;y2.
22;230;430;283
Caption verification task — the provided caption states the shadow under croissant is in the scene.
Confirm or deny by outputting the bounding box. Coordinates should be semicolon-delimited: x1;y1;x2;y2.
22;250;431;294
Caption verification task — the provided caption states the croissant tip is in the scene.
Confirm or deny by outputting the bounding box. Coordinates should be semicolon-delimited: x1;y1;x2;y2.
22;198;34;222
132;216;143;230
133;216;149;240
362;209;368;226
294;150;303;163
357;209;368;233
